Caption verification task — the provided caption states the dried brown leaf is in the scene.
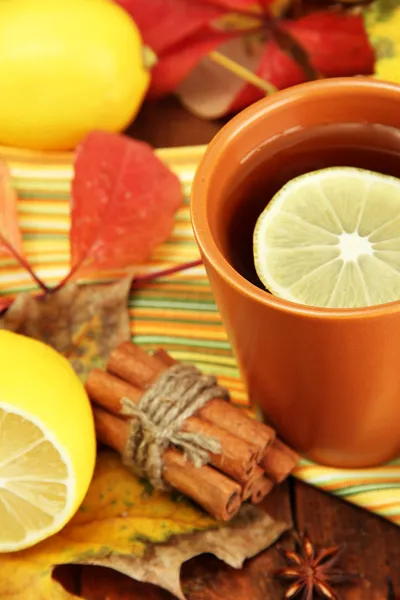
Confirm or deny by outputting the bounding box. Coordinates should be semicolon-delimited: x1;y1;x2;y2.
0;278;132;380
83;503;287;600
0;452;289;600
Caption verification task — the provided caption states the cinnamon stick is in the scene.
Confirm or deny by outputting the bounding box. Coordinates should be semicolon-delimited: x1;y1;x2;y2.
86;369;258;483
154;349;300;484
153;348;175;366
261;438;300;483
93;406;242;521
86;369;142;413
109;343;275;461
241;465;265;501
153;348;276;460
241;467;274;504
250;476;274;505
108;342;164;388
201;400;274;463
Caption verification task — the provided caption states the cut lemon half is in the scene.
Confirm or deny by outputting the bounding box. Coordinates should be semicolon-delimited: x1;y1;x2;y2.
253;167;400;309
0;331;96;551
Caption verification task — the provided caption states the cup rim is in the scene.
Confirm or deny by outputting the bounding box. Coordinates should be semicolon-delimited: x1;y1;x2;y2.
190;77;400;321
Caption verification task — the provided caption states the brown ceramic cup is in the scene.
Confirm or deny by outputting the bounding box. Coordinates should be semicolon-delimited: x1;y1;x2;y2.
191;78;400;468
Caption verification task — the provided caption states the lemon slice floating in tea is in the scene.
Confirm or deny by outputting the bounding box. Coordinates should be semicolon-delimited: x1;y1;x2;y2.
0;331;96;551
253;166;400;308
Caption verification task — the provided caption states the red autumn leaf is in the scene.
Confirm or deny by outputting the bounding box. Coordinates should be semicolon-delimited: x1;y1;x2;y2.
115;0;223;54
177;11;375;119
0;161;23;259
113;0;272;97
115;0;263;53
70;131;182;275
149;30;229;98
207;0;271;7
0;298;10;313
258;12;374;90
285;11;375;77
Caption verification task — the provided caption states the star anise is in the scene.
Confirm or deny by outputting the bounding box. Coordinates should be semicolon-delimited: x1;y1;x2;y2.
274;533;360;599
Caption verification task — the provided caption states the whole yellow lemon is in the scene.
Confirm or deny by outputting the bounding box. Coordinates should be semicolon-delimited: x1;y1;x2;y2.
0;0;152;151
0;330;96;551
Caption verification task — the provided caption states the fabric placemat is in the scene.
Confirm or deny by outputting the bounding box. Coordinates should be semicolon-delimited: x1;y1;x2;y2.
1;143;399;526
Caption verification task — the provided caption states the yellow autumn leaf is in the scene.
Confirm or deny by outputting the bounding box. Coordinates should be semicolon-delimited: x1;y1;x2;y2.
0;452;214;600
364;0;400;84
0;451;287;600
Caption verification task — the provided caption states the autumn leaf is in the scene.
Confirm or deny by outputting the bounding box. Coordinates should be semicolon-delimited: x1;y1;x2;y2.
282;11;375;77
0;279;132;381
0;161;22;259
0;298;10;313
177;11;375;119
114;0;229;98
114;1;375;106
0;452;289;600
228;10;376;113
147;32;231;99
115;0;225;55
115;0;266;55
69;131;182;279
0;131;184;301
80;534;289;600
115;0;284;98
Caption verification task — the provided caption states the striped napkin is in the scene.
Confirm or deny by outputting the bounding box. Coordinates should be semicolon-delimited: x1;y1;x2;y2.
1;143;399;526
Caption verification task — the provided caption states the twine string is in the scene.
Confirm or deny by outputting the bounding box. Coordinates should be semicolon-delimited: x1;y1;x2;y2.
121;363;229;490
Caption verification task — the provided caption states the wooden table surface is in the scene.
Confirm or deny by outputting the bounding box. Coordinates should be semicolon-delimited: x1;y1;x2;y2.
58;97;400;600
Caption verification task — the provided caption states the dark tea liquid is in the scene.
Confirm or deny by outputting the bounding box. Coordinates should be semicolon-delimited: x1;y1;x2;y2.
225;122;400;289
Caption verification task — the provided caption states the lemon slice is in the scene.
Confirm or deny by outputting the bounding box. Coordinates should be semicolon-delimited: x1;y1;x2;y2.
253;167;400;309
0;331;96;551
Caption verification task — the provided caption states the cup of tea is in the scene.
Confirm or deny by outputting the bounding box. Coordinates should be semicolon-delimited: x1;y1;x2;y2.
191;77;400;468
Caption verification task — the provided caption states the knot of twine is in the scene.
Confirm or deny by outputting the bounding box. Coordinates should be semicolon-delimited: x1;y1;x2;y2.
121;363;230;490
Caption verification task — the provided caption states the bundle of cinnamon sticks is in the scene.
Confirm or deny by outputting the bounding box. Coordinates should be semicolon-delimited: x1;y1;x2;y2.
86;341;299;521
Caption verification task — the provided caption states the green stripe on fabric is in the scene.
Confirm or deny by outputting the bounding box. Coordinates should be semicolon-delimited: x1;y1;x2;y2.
131;299;218;311
131;335;230;349
22;233;69;240
133;316;223;326
335;483;400;497
16;191;70;200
